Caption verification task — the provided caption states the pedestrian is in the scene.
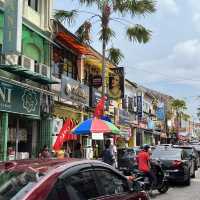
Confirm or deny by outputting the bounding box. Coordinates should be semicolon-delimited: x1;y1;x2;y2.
72;142;83;158
64;144;72;158
102;140;115;167
110;141;117;168
39;145;51;159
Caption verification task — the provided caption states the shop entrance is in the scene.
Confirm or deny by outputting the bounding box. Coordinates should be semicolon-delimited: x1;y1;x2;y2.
7;114;34;160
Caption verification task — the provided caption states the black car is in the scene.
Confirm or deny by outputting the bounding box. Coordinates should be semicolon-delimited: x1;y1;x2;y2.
173;145;197;175
151;147;191;185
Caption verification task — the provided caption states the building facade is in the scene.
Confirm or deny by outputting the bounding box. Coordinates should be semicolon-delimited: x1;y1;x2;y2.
0;0;55;160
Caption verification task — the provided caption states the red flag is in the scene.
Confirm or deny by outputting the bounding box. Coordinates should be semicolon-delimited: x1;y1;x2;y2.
94;96;107;118
53;118;77;151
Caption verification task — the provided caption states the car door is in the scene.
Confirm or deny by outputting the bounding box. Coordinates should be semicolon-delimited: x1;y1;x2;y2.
91;165;148;200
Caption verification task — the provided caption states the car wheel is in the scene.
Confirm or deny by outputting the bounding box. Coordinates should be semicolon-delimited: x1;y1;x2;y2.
185;173;191;186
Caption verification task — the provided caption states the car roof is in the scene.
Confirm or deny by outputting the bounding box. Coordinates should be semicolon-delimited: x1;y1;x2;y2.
173;145;193;149
0;158;108;174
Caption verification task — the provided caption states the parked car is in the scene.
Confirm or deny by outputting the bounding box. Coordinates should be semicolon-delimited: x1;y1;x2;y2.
173;145;198;174
117;147;140;173
191;144;200;167
151;147;192;185
0;158;150;200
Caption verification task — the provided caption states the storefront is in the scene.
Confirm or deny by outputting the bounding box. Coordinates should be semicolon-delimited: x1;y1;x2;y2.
52;75;90;154
0;80;41;161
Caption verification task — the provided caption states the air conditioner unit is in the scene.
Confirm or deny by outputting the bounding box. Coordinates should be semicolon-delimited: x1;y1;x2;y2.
133;106;137;112
21;55;35;72
40;64;50;77
5;54;19;65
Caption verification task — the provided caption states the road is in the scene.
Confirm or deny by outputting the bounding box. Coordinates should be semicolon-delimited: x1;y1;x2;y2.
152;169;200;200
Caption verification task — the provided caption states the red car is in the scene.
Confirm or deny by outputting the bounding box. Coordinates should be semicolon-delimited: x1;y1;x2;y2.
0;158;149;200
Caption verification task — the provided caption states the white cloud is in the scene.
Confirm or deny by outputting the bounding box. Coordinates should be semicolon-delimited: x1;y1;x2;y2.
157;0;179;15
131;39;200;88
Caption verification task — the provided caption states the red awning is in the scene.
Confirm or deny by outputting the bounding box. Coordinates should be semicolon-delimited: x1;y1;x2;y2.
56;32;94;56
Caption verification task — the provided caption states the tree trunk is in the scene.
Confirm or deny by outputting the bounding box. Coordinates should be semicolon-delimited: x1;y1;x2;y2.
101;38;106;97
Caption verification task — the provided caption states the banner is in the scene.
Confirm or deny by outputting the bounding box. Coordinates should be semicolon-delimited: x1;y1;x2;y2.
156;103;165;120
3;0;22;54
109;67;124;100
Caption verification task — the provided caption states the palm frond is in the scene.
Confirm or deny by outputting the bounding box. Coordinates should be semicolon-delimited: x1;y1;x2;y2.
113;0;156;16
126;25;152;43
75;21;92;44
54;10;77;25
108;47;124;66
99;27;115;44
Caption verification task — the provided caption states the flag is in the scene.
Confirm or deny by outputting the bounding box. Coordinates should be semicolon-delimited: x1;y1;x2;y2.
94;96;107;118
53;118;77;151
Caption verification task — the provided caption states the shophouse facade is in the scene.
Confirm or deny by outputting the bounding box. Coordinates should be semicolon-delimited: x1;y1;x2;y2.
0;0;55;161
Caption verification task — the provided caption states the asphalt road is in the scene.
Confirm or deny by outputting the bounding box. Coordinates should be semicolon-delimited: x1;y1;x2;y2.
152;169;200;200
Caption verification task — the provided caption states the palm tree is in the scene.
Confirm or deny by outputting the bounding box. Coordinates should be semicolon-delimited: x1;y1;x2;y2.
55;0;156;96
171;99;187;136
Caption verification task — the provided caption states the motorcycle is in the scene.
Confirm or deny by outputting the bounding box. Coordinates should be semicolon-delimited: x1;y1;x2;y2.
128;159;169;196
137;159;168;194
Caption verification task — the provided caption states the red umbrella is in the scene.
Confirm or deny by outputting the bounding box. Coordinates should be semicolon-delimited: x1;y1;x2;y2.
53;118;77;151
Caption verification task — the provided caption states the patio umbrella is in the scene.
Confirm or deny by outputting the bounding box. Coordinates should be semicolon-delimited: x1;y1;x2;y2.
72;118;120;135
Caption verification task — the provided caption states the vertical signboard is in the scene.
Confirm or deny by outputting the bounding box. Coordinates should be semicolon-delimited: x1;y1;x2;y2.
137;94;143;122
109;67;124;100
3;0;22;54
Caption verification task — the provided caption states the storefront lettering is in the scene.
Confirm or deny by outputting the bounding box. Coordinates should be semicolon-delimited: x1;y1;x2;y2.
0;87;12;104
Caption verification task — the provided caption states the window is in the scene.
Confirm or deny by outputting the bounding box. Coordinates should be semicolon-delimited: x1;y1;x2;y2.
128;97;134;112
28;0;38;11
94;168;129;196
46;180;68;200
64;170;99;200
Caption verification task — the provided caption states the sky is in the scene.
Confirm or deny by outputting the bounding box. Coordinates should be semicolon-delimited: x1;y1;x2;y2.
53;0;200;119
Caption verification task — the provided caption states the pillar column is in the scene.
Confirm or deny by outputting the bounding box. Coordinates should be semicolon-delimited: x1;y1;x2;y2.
0;113;8;161
37;118;53;155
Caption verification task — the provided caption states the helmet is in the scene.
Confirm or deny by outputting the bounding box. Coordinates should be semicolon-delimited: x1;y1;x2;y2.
143;144;150;151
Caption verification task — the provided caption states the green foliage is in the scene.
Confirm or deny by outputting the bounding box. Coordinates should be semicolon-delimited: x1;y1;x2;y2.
171;99;187;111
75;21;92;44
108;47;124;66
127;25;151;43
54;10;77;25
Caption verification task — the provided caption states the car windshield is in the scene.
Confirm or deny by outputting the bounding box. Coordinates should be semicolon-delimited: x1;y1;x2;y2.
152;149;182;160
0;170;41;200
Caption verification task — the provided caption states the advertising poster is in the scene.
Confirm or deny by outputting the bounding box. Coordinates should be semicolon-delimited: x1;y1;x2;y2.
109;67;124;100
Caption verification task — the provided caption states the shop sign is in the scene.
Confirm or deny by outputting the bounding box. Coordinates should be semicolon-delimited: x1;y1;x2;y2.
120;128;131;140
3;0;22;54
156;103;165;121
137;95;143;121
118;109;135;125
92;132;104;140
0;81;40;117
61;76;89;106
91;75;102;88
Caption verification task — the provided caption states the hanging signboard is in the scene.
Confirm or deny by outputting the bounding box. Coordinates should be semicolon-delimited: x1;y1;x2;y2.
137;95;143;122
92;132;104;140
61;76;89;106
3;0;22;54
0;80;40;117
109;67;124;100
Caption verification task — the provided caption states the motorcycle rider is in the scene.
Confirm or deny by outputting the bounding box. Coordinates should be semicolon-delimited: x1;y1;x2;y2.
137;144;157;187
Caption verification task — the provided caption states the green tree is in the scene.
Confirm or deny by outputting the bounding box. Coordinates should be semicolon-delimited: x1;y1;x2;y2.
171;99;187;135
55;0;156;96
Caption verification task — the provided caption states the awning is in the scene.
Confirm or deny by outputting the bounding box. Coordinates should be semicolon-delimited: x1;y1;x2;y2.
0;64;58;84
56;32;94;55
